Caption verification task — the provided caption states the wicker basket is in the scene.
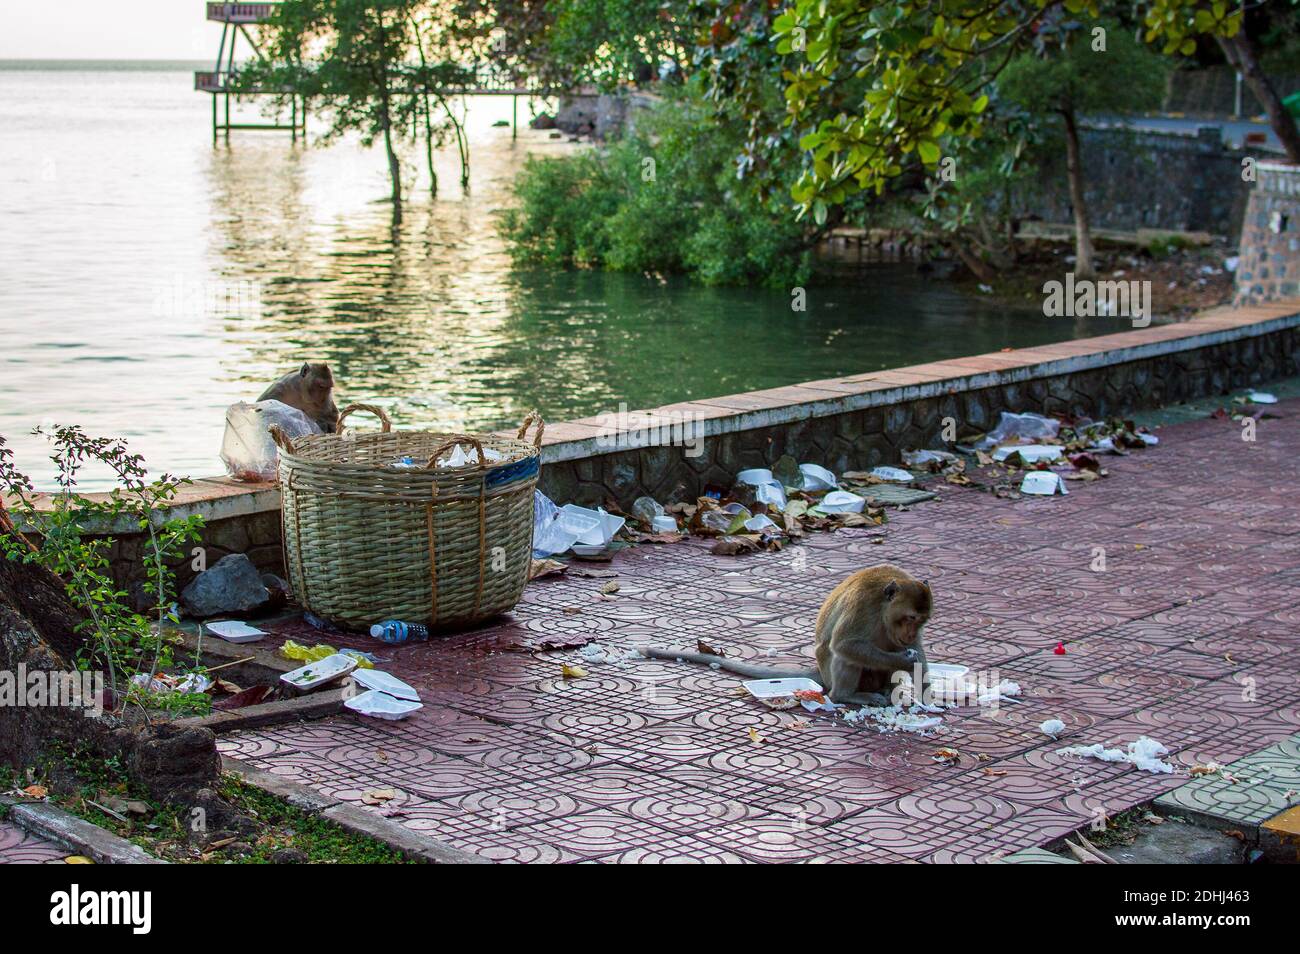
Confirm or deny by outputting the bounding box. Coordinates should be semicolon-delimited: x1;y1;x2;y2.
269;404;544;631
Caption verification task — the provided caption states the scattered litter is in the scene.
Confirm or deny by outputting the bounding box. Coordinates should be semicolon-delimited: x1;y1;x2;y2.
351;669;420;702
368;619;431;643
747;727;766;744
992;443;1064;464
528;558;567;580
902;449;959;470
1040;719;1066;738
600;580;620;595
1020;471;1068;496
869;466;913;483
346;690;422;720
977;411;1060;450
1057;735;1174;774
577;643;641;665
560;663;588;679
798;463;838;492
204;619;266;644
1054;641;1067;655
362;788;397;804
818;490;866;514
1190;762;1224;777
977;680;1022;705
932;747;961;764
281;653;358;692
743;677;822;700
435;443;505;468
130;672;212;695
1246;391;1278;404
743;513;779;532
843;704;944;733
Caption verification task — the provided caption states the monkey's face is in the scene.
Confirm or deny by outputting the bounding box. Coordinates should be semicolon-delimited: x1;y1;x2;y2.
884;580;932;647
302;362;334;396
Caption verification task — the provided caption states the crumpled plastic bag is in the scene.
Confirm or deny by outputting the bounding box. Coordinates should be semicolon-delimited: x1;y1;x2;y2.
279;640;374;669
221;400;321;482
975;411;1060;450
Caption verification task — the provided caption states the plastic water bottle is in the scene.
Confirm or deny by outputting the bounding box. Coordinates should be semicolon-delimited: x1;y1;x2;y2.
369;620;430;643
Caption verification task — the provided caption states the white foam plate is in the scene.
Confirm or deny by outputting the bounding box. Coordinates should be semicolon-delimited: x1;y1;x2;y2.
345;689;423;720
351;668;420;702
204;620;266;643
743;677;823;699
927;663;970;683
280;653;357;692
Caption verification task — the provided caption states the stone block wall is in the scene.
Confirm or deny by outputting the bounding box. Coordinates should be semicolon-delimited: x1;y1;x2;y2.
1235;163;1300;305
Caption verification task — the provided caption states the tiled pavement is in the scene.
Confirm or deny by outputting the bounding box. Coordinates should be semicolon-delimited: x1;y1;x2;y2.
0;818;69;864
218;396;1300;863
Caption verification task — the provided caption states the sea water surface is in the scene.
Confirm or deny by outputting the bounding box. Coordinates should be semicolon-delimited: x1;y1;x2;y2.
0;61;1131;489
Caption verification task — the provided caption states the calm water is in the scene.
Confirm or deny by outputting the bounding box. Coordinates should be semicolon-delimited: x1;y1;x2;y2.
0;62;1131;489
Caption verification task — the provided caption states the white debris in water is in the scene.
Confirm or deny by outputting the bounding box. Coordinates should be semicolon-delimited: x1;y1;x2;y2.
1040;719;1066;738
977;680;1022;705
1057;735;1174;774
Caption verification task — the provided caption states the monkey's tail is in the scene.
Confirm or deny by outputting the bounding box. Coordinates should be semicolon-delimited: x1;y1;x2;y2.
637;646;819;682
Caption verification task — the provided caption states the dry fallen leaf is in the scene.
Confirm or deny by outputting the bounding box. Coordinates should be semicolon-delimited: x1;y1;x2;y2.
747;727;766;744
600;581;620;595
362;788;396;805
696;639;725;657
560;663;588;679
21;784;48;799
528;558;566;580
64;855;94;864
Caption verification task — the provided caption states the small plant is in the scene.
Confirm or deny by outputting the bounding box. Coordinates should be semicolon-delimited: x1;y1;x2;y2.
0;427;205;707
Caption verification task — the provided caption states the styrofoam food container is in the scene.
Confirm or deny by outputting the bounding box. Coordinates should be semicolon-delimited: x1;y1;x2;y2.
345;689;423;720
870;466;914;483
280;653;357;692
560;504;625;545
736;468;775;486
743;677;823;699
205;620;266;643
799;463;837;491
1020;471;1068;496
820;490;866;514
351;668;420;701
927;663;970;684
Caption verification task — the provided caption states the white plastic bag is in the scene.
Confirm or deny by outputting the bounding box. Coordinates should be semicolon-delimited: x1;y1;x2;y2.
220;400;321;482
977;412;1060;449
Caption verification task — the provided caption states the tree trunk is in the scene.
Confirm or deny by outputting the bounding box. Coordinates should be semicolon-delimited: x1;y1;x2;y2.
1218;32;1300;164
423;96;438;198
0;506;85;663
1061;107;1096;279
382;112;402;224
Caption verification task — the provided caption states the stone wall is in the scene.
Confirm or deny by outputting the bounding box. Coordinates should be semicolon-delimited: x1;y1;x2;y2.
1024;124;1255;237
1235;162;1300;305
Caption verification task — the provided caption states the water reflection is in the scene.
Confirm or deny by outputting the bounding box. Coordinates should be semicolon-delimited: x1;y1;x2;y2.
0;67;1124;489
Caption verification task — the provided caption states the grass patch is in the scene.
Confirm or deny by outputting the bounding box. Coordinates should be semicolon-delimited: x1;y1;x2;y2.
1089;807;1150;848
14;746;413;864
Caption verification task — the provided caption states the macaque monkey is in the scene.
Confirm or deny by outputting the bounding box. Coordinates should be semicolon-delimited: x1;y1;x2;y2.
258;362;339;434
640;564;931;707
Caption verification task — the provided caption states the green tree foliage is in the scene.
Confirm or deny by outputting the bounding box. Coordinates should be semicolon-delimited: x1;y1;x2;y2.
501;87;815;287
769;0;1296;222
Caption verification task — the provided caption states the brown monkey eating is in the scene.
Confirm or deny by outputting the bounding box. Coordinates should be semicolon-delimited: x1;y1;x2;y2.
258;362;339;435
640;564;931;707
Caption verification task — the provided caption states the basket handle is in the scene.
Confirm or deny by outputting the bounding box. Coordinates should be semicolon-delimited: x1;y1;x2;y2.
425;434;486;469
268;423;295;455
336;403;392;435
516;410;545;448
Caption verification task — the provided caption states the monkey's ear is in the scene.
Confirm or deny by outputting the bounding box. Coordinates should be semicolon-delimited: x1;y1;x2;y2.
883;581;898;601
299;362;310;377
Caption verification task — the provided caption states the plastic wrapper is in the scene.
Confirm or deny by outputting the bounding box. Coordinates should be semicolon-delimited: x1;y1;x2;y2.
221;400;321;482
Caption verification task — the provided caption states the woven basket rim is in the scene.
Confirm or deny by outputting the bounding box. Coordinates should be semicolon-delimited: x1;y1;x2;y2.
279;430;539;474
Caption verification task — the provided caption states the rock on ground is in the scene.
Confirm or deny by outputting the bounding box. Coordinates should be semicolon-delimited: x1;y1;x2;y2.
181;553;269;618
